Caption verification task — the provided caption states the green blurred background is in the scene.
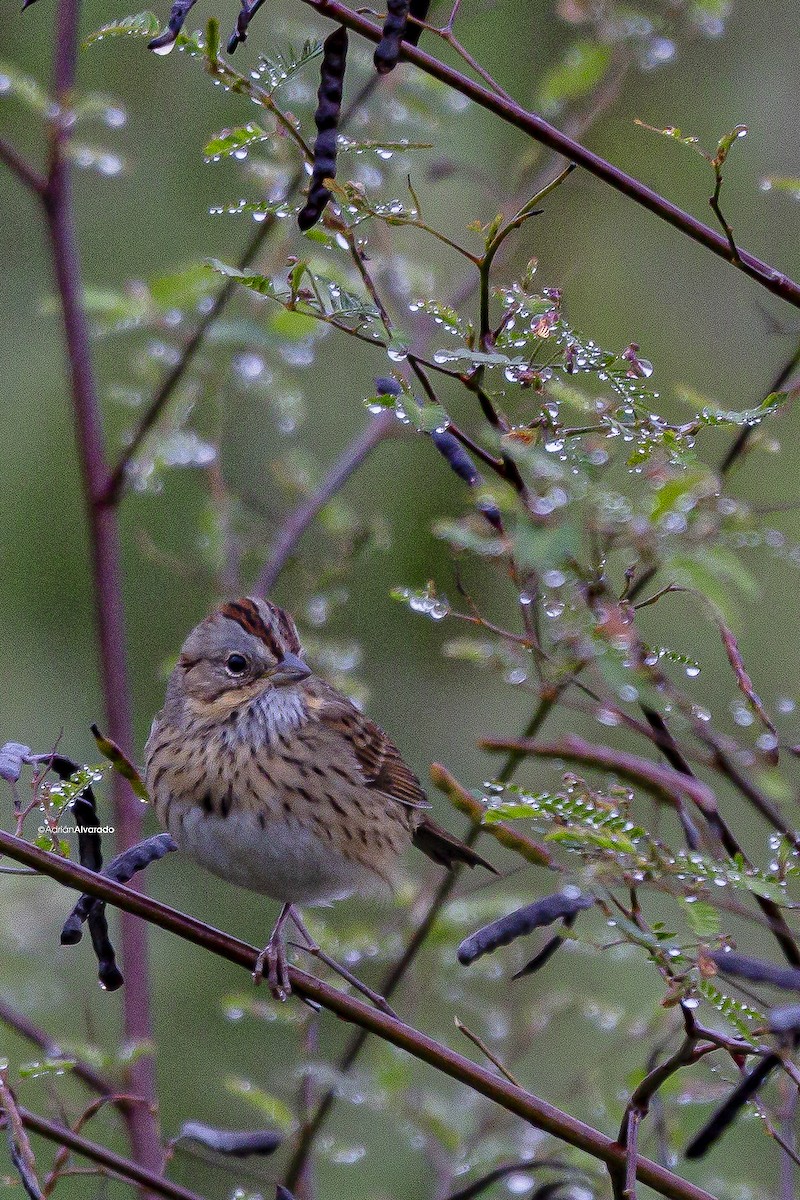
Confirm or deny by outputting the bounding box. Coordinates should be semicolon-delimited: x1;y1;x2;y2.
2;0;800;1196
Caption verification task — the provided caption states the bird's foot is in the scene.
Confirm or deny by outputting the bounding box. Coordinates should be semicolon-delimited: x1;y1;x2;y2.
253;904;293;1000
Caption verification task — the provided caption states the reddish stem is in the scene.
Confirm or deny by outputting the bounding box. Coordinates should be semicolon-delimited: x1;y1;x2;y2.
40;0;162;1181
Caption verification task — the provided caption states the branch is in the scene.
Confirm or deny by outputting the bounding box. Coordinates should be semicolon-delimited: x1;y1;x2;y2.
293;0;800;309
0;830;717;1200
0;138;47;196
14;1107;205;1200
480;733;720;817
254;409;396;595
0;999;122;1107
101;216;277;507
40;0;161;1175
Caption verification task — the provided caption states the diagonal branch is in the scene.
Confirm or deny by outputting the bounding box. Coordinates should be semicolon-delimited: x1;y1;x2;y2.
292;0;800;309
14;1107;205;1200
0;829;716;1200
254;409;397;596
0;138;47;196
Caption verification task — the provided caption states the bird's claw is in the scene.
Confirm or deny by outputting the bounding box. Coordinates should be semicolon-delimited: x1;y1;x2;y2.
253;934;291;1001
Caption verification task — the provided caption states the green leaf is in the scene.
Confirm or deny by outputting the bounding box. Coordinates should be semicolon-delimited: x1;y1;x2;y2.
91;724;148;801
698;981;761;1041
204;122;269;160
682;899;720;937
650;469;713;524
545;825;639;854
254;39;323;92
82;11;161;46
18;1058;76;1079
761;176;800;198
148;263;217;312
204;17;221;63
224;1077;296;1131
664;547;759;625
695;391;784;427
714;125;747;166
0;63;51;113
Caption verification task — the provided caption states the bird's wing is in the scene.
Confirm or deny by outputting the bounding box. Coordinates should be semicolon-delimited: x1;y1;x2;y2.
307;684;431;811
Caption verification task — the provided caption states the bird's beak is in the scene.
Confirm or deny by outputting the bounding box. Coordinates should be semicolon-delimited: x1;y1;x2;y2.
268;652;312;687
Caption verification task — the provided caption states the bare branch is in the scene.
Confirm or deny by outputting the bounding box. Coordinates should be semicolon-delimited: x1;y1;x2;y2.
293;0;800;309
0;829;718;1200
14;1105;205;1200
0;138;46;196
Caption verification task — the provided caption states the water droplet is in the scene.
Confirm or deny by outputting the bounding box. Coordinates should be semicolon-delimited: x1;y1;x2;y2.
685;664;700;678
103;105;127;128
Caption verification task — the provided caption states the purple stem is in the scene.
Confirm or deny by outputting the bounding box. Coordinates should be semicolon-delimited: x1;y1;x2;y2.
40;0;163;1181
254;409;396;595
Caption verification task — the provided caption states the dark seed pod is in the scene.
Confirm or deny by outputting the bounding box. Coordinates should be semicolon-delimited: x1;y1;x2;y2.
375;376;402;397
227;0;269;54
180;1121;282;1157
47;754;124;990
709;950;800;992
768;1003;800;1035
431;430;481;488
405;0;432;47
430;430;502;529
61;833;177;949
297;26;348;232
457;890;595;966
148;0;198;54
374;0;410;74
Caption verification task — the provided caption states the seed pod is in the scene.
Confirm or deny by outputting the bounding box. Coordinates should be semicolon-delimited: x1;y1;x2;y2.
406;0;432;47
297;26;348;232
180;1122;282;1157
148;0;198;54
457;890;595;966
709;950;800;992
374;0;409;74
374;0;430;71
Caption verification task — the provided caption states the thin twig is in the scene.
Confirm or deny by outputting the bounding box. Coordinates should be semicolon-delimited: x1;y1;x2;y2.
293;0;800;309
254;409;397;595
0;138;47;196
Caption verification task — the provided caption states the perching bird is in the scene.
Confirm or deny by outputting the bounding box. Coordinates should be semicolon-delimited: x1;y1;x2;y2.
144;595;494;998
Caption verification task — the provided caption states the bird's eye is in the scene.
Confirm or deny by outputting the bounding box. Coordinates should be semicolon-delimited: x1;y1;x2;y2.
225;653;249;676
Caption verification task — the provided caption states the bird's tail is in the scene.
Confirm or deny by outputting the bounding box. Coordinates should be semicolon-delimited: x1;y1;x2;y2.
412;816;497;873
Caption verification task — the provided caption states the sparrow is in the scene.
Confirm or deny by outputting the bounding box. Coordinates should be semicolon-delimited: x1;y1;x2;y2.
144;595;494;998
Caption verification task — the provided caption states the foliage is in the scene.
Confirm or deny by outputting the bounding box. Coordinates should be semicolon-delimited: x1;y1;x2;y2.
3;0;800;1197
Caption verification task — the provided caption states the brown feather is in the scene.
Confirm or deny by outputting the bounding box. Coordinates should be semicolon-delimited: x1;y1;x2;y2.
413;816;497;873
310;686;431;811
